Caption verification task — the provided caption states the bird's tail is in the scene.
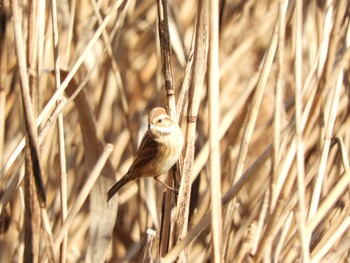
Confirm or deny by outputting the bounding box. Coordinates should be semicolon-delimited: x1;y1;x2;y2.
107;174;131;202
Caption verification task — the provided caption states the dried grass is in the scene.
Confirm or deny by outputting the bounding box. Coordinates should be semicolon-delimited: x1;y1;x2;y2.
1;0;350;262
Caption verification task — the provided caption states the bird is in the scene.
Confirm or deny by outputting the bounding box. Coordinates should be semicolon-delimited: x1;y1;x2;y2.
107;107;184;201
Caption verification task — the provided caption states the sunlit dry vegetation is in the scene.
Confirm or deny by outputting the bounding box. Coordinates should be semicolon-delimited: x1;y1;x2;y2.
1;0;350;262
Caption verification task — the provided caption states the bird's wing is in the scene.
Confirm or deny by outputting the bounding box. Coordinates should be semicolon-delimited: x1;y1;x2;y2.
128;131;158;172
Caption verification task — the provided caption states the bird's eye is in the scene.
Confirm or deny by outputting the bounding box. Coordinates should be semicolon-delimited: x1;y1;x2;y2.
157;118;163;123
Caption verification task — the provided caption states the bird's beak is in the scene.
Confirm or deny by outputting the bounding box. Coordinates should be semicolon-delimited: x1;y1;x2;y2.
149;123;154;129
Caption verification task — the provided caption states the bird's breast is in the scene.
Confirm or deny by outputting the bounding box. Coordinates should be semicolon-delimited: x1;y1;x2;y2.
157;132;183;173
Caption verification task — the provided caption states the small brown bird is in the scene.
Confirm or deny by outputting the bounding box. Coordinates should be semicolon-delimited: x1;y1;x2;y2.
107;107;184;201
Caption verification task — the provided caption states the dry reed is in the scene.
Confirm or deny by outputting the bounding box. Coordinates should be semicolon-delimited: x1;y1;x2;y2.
1;0;350;262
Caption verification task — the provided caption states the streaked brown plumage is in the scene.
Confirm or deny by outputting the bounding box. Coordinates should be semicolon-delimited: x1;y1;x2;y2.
107;107;184;201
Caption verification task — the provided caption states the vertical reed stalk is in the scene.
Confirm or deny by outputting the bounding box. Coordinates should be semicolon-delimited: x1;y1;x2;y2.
208;0;223;261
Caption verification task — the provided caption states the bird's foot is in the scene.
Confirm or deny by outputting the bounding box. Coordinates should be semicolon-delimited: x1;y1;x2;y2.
155;177;179;195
